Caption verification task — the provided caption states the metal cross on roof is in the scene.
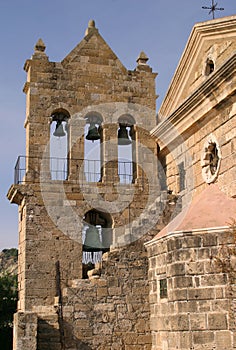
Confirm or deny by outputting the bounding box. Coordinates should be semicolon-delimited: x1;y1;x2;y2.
202;0;224;19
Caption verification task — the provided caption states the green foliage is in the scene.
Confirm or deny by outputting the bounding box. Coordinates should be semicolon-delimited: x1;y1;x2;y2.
0;273;17;350
2;248;18;261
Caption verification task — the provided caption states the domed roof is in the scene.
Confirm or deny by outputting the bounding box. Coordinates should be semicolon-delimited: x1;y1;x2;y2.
155;184;236;239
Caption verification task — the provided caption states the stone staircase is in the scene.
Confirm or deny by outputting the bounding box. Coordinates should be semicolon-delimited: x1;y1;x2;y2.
113;190;181;248
34;306;62;350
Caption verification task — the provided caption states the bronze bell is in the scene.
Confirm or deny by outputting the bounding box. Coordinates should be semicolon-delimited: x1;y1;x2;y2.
118;125;132;145
86;122;101;141
53;121;66;137
83;226;106;252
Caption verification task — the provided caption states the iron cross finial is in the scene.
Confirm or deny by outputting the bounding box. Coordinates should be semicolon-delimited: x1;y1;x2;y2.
202;0;224;19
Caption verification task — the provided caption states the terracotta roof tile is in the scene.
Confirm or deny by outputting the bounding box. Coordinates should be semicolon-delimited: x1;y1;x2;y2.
156;184;236;239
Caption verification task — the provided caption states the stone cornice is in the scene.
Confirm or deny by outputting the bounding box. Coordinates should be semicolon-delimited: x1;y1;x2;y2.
151;53;236;148
144;225;232;248
7;185;24;205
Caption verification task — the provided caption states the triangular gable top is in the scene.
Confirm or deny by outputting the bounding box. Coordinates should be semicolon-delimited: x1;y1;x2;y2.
159;15;236;119
61;20;127;73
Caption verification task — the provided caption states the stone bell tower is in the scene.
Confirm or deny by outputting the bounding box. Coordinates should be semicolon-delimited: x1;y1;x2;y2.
8;20;162;349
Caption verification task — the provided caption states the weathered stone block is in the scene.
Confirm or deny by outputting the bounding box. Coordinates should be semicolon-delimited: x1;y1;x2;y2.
179;331;192;348
175;300;198;313
167;262;185;276
188;287;215;300
198;300;212;312
96;287;108;297
186;261;204;275
173;276;193;288
74;319;90;329
203;234;217;247
182;236;202;248
123;332;138;345
193;331;214;344
167;238;182;252
114;319;133;332
215;330;233;349
200;273;227;287
170;314;189;331
190;313;206;330
208;313;227;330
137;334;152;344
170;288;188;301
198;247;211;259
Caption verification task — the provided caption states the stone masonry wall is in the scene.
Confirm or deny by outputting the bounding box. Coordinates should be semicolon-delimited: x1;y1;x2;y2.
159;64;236;206
11;171;158;312
163;96;236;203
53;195;179;350
147;230;236;350
12;191;177;350
61;241;152;350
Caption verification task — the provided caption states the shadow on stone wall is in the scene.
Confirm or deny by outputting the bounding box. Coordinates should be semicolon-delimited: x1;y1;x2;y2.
37;317;92;350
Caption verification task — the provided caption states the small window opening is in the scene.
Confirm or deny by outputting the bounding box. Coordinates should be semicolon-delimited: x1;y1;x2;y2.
205;59;214;76
178;161;185;192
160;278;167;299
157;145;167;191
158;159;167;190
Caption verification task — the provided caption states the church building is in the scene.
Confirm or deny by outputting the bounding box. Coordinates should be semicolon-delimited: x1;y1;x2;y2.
8;15;236;350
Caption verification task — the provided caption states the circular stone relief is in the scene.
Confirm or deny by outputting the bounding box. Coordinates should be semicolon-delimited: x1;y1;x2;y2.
201;134;221;184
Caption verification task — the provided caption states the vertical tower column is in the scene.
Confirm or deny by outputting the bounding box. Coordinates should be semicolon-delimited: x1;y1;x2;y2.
135;126;158;187
23;39;51;184
68;118;86;182
102;123;119;183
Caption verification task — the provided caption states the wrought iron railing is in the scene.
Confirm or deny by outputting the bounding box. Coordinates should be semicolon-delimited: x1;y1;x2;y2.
14;156;135;185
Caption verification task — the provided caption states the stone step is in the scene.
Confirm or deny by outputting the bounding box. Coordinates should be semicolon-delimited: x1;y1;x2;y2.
112;193;169;247
119;192;177;244
37;314;61;350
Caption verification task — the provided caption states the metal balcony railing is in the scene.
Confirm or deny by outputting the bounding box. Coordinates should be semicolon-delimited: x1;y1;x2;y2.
14;156;135;185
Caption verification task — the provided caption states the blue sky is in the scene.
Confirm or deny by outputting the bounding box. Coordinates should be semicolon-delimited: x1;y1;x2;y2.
0;0;235;250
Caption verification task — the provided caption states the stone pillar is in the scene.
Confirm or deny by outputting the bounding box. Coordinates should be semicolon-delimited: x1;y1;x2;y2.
102;123;119;183
13;312;37;350
68;118;85;182
135;126;158;187
23;40;51;184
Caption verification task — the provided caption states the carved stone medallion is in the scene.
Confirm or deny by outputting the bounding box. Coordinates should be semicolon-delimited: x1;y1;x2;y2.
201;134;221;183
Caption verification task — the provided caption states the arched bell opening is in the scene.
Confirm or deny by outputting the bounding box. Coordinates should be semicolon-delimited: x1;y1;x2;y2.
117;114;136;184
84;112;103;182
82;209;112;279
50;110;70;180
